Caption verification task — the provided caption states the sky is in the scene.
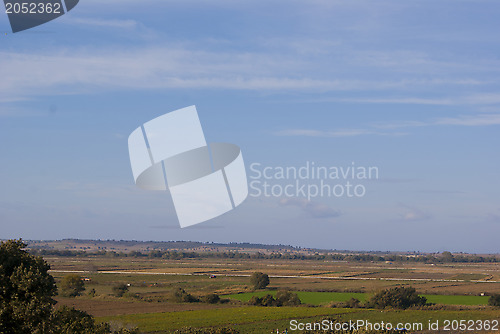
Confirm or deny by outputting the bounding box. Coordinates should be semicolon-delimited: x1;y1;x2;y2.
0;0;499;253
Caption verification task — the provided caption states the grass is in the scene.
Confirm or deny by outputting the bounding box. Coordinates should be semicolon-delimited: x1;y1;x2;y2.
98;306;358;333
98;306;500;333
424;294;490;305
226;291;490;306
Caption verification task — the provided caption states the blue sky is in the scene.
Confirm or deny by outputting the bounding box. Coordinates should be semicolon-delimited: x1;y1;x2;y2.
1;0;499;252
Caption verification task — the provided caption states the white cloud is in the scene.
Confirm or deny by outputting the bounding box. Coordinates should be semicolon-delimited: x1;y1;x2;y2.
1;40;498;104
436;113;500;126
276;113;500;137
70;18;139;29
274;128;406;138
398;205;431;222
279;198;341;219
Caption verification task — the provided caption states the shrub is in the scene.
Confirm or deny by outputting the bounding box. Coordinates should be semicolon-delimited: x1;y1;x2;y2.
112;283;129;297
248;291;301;307
260;294;276;306
368;286;427;309
88;288;97;297
489;293;500;307
248;294;275;306
201;293;220;304
275;290;301;306
344;297;361;308
172;287;198;303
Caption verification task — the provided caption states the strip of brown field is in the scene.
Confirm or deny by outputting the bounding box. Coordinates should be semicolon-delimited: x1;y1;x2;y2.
55;297;236;317
46;257;500;296
49;269;500;283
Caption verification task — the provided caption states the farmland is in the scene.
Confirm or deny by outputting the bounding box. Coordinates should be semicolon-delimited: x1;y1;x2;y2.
26;240;500;333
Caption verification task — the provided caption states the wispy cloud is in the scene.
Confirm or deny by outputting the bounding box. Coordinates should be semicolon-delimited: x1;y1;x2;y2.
331;93;500;106
436;113;500;126
274;128;406;138
1;40;498;104
279;198;341;219
70;18;139;29
276;113;500;138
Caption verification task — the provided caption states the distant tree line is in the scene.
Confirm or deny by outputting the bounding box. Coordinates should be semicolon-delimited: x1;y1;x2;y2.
28;248;500;263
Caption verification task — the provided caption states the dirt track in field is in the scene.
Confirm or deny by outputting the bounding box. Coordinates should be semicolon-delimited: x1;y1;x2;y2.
55;297;235;317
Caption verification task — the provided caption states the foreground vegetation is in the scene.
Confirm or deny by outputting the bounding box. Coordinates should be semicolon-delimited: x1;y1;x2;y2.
3;239;499;333
97;307;500;333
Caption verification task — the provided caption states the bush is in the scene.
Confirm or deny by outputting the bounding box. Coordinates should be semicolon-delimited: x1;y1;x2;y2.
172;287;198;303
60;274;85;297
275;290;301;306
248;294;274;306
344;297;361;308
248;291;301;307
112;284;129;297
368;286;427;309
489;293;500;307
250;272;269;290
201;293;220;304
88;288;97;297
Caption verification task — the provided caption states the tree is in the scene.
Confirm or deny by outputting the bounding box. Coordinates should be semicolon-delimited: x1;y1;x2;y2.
368;286;427;309
0;239;57;333
441;251;454;263
50;306;109;334
488;294;500;307
51;306;140;333
60;274;85;297
0;240;139;334
112;283;129;297
250;272;269;290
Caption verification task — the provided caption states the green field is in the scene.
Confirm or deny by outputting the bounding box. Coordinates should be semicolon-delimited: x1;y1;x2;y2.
98;307;358;332
98;306;499;333
226;291;490;306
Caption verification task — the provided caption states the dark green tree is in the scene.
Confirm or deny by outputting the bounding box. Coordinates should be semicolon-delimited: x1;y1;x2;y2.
368;286;427;309
488;293;500;307
0;239;57;333
60;274;85;297
250;272;269;290
50;306;109;334
0;240;139;334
